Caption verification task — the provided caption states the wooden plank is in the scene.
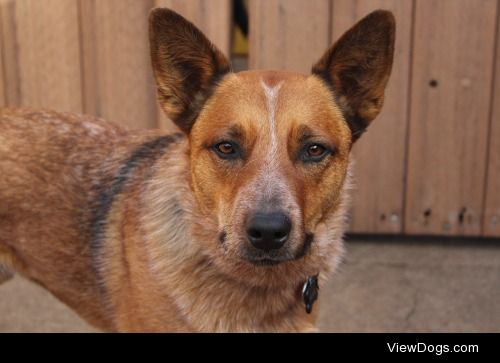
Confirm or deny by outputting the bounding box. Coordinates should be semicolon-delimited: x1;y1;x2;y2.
483;10;500;237
249;0;330;73
405;0;497;236
154;0;231;131
79;0;157;129
331;0;413;234
14;0;82;112
0;0;20;106
0;15;5;106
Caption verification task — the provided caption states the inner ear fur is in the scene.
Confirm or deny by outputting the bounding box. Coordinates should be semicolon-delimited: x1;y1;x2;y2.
149;8;231;133
312;10;395;142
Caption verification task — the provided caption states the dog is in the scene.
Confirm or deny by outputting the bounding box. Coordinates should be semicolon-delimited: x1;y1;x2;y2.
0;8;395;332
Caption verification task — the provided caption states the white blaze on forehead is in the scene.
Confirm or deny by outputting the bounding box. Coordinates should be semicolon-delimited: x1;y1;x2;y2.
260;79;283;153
256;78;292;205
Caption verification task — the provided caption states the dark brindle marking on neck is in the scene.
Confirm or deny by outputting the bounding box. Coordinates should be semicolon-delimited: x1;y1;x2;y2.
89;134;183;274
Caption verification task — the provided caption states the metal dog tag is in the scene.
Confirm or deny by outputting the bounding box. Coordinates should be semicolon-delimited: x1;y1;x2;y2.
302;274;319;314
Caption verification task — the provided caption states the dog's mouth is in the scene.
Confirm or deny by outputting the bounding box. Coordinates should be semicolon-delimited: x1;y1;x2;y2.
239;233;314;267
245;257;289;267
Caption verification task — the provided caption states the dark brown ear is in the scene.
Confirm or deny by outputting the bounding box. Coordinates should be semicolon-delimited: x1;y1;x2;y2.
149;8;231;133
312;10;395;142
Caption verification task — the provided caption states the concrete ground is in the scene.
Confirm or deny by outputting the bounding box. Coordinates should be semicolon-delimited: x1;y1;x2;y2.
1;236;499;332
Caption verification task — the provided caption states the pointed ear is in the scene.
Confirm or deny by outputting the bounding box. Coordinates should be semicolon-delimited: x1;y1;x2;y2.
312;10;395;141
149;8;231;133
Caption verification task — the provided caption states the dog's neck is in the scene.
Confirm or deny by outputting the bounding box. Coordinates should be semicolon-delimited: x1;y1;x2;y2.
153;254;314;332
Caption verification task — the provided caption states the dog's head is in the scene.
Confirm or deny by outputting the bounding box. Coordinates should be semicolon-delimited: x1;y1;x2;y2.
149;9;394;285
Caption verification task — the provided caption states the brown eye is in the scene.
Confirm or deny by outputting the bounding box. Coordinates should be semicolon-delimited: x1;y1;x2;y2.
217;142;235;155
307;144;325;157
213;141;241;160
300;143;331;163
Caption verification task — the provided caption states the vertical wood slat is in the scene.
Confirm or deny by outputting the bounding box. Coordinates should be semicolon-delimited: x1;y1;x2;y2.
12;0;83;112
0;17;5;106
483;8;500;237
0;0;6;106
0;0;20;106
331;0;413;234
405;0;498;236
249;0;331;73
154;0;232;131
79;0;157;129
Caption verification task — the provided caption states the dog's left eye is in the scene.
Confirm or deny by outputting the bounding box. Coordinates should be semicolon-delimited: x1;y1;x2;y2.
301;144;331;162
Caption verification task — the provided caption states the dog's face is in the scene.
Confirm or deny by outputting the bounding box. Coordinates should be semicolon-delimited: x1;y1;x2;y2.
189;71;352;266
150;9;394;283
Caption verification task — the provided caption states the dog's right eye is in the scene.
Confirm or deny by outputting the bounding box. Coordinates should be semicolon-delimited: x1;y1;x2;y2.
213;141;240;160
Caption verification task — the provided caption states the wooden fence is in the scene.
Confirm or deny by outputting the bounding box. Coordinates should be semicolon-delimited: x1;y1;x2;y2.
0;0;498;237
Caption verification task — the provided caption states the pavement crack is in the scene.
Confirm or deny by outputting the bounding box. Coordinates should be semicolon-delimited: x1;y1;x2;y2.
403;289;419;332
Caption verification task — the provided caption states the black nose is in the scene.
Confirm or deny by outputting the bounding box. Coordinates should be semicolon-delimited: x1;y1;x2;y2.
246;212;292;251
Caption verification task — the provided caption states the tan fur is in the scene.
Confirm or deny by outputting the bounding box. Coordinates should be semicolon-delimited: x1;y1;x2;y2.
0;8;394;332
